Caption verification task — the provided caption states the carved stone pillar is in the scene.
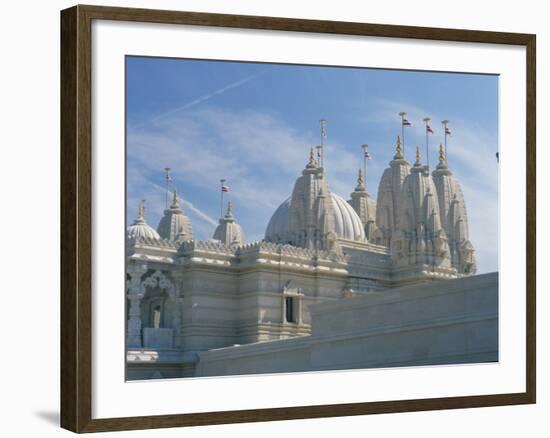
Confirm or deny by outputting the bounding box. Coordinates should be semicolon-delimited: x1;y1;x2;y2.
172;296;184;348
127;294;144;348
126;262;147;348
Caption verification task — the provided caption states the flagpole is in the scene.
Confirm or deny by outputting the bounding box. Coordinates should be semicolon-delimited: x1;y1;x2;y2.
442;119;449;165
319;119;326;168
362;144;368;186
220;178;226;218
316;145;322;167
423;117;430;171
164;167;172;208
399;112;406;157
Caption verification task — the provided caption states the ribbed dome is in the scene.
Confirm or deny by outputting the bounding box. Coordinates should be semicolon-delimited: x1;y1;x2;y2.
127;220;161;240
213;221;245;245
213;201;245;246
264;197;291;242
331;193;366;240
265;193;365;243
157;191;193;242
127;201;161;240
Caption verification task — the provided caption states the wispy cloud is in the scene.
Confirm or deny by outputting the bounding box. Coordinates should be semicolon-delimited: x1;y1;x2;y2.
149;180;218;227
128;107;317;241
128;98;498;273
130;107;311;204
135;71;266;129
128;106;372;217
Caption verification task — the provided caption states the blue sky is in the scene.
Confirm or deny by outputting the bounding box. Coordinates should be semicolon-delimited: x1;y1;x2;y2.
126;56;499;273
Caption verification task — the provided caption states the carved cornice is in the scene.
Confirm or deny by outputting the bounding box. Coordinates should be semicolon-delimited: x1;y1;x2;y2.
179;239;237;257
128;235;178;250
237;241;348;264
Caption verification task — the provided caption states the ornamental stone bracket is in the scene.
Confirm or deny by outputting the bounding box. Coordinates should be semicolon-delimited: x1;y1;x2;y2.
141;270;178;299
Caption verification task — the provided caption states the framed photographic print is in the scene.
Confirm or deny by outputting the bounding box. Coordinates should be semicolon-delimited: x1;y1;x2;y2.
60;4;536;433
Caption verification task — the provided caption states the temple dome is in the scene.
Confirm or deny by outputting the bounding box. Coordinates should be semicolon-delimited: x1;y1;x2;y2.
213;201;245;246
264;198;291;243
265;192;365;243
157;190;193;242
127;201;161;240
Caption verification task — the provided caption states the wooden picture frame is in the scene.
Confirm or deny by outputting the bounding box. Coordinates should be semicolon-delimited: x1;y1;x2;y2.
60;4;536;433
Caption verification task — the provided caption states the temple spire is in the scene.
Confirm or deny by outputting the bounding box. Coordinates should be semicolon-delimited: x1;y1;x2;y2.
415;145;421;166
226;200;233;218
356;168;365;190
307;145;316;168
138;199;146;221
171;190;180;208
394;135;404;160
213;200;244;245
438;143;446;166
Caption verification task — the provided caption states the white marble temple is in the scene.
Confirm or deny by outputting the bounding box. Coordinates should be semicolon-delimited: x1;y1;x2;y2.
126;134;487;380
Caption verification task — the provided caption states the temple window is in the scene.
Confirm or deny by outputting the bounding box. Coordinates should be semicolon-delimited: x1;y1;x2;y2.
285;297;296;323
153;305;161;329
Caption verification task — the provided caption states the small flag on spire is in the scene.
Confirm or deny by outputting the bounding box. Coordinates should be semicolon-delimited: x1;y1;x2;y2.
402;117;412;126
445;126;452;136
426;124;434;134
364;150;373;160
221;184;229;193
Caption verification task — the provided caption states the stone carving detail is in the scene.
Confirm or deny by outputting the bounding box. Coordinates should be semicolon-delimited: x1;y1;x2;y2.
213;201;246;246
141;270;178;298
157;190;194;242
125;127;479;363
375;136;411;247
265;150;366;248
131;236;178;249
126;262;148;348
238;241;349;264
126;269;181;349
431;145;477;274
179;239;237;256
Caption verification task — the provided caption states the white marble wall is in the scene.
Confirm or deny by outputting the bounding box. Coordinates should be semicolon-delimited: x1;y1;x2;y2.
195;272;498;377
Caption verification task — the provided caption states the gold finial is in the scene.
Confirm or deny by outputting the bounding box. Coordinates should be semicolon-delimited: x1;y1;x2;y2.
439;143;445;164
138;199;146;220
394;135;404;159
415;145;421;165
172;190;179;208
226;200;233;217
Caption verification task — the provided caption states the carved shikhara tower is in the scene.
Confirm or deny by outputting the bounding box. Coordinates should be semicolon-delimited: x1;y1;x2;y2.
126;134;478;379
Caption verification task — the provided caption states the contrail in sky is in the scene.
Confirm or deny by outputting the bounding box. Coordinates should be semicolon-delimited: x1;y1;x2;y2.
142;71;266;126
180;199;218;227
149;181;218;226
